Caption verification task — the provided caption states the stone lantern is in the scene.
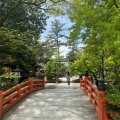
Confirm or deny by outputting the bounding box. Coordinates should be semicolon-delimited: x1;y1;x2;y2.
13;65;22;83
98;77;105;91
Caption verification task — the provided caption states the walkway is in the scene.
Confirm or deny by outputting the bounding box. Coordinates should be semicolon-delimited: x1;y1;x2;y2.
1;78;98;120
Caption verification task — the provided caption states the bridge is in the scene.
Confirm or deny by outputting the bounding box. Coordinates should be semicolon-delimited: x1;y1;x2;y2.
0;75;110;120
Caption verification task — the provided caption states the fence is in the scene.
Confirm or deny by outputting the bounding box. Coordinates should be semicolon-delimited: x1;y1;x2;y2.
0;78;45;119
80;74;110;120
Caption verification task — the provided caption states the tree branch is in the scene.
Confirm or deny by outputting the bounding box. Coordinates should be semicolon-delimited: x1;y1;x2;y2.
21;0;46;6
113;0;119;8
50;0;61;3
0;0;22;26
0;0;64;26
84;60;98;82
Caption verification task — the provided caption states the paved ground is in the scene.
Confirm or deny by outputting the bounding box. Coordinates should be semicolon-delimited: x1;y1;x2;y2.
59;75;80;82
1;77;98;120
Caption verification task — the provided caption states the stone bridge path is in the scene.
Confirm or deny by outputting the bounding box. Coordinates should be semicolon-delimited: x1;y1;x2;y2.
1;79;98;120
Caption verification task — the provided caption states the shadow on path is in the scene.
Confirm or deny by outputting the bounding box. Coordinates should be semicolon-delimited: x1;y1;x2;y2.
1;79;98;120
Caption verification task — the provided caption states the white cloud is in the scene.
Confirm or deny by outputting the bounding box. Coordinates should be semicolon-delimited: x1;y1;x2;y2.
60;46;69;57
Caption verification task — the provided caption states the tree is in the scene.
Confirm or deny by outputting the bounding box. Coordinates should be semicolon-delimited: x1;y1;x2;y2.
46;19;66;58
45;19;66;82
0;27;36;73
45;57;65;82
36;40;56;65
0;1;48;44
0;0;66;26
66;40;79;62
15;44;36;72
66;0;120;83
66;51;78;62
0;0;67;73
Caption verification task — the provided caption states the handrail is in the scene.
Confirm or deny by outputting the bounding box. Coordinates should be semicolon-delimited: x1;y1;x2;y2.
0;78;45;119
80;76;110;120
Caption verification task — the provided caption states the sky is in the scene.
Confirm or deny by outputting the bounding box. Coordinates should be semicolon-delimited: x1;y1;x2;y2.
40;16;73;57
40;16;84;57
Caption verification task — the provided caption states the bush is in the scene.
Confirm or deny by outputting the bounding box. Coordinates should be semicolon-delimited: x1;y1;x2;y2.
0;82;17;91
106;83;120;105
0;73;18;81
0;73;19;91
105;83;120;119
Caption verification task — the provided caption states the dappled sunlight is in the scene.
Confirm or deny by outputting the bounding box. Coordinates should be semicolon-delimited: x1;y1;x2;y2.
2;83;97;120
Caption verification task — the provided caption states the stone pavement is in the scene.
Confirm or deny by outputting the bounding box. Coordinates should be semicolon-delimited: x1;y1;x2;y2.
58;75;80;83
1;81;98;120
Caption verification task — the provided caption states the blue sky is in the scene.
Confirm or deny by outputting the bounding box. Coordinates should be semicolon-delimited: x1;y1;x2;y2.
41;16;84;57
41;16;73;40
41;16;73;57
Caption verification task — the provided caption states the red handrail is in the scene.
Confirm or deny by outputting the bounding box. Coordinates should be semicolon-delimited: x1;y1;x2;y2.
0;78;45;119
80;76;110;120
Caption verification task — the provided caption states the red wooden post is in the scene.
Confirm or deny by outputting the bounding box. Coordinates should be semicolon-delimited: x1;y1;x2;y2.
28;78;33;93
79;74;82;88
16;84;20;99
85;76;88;93
84;71;89;93
80;78;81;88
0;91;3;119
97;91;110;120
42;78;45;89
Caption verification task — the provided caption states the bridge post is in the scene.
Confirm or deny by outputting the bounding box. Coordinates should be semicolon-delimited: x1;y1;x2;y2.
0;91;3;119
16;84;21;100
97;91;110;120
98;77;105;91
29;71;33;78
97;78;110;120
79;74;82;88
41;74;45;89
84;71;88;92
28;78;33;93
41;78;45;89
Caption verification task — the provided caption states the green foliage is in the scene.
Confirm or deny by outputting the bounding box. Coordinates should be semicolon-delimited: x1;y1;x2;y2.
106;84;120;105
36;40;57;65
65;1;120;118
0;82;17;91
0;27;37;72
66;50;79;62
64;0;120;83
111;116;120;120
45;60;56;82
0;73;17;81
0;67;6;75
45;19;66;57
43;19;66;81
0;73;18;91
0;0;66;74
105;84;120;119
45;57;65;82
106;104;120;112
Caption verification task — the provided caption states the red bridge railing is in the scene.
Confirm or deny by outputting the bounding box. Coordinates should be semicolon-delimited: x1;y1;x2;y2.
0;78;45;119
80;74;110;120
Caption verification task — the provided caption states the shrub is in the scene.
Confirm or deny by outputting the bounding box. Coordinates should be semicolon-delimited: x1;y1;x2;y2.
0;73;18;91
105;83;120;120
1;82;17;91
